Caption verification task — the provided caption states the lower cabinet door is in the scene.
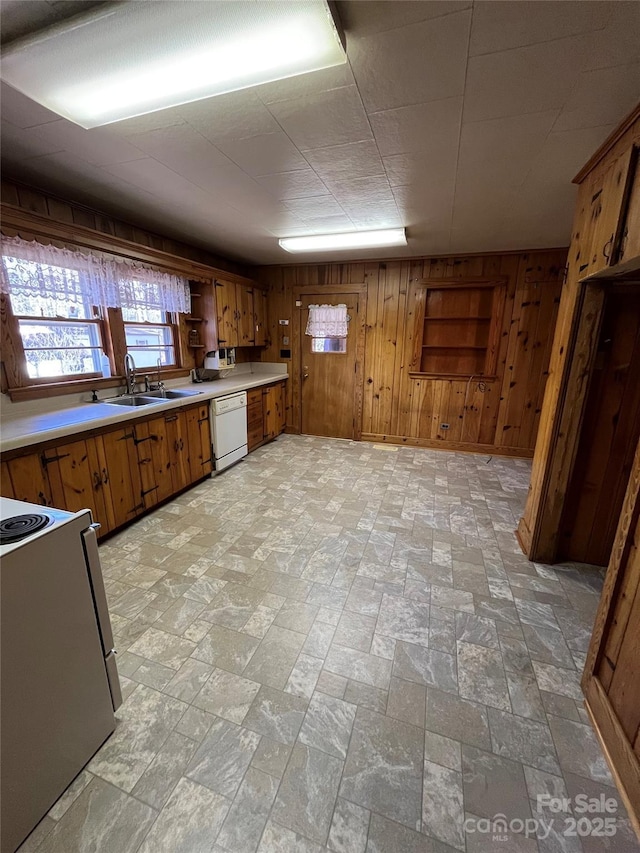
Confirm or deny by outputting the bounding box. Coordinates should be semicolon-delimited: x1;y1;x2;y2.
185;404;213;482
138;418;174;505
164;411;190;493
43;438;113;531
5;453;53;507
100;427;145;528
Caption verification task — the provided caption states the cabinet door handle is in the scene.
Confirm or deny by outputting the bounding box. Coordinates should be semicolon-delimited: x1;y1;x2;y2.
179;438;184;450
93;471;102;489
603;235;613;261
102;468;109;485
165;415;178;422
174;440;179;452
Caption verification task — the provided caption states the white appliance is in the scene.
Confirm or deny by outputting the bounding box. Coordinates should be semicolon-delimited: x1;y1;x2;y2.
0;498;121;853
204;347;236;371
211;391;248;471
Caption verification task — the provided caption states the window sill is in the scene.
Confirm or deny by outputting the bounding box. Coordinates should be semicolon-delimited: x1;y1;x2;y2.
6;368;190;402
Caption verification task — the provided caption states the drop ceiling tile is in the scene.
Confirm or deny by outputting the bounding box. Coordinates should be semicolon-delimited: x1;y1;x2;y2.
126;123;231;170
469;1;611;57
1;119;65;160
267;85;372;151
24;119;147;166
370;96;462;158
347;11;471;113
102;158;210;203
583;2;640;70
337;0;471;36
463;34;596;123
109;110;189;137
215;131;308;177
0;82;60;128
524;125;616;188
283;195;346;218
179;90;281;144
457;110;559;189
391;176;455;219
383;152;457;190
554;62;640;132
256;63;355;105
256;169;330;200
328;174;394;202
303;139;384;183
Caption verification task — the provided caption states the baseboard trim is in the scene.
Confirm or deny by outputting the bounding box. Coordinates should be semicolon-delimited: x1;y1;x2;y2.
361;433;534;459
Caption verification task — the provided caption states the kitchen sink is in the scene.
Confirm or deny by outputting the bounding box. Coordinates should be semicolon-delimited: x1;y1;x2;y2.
141;389;202;399
103;396;161;407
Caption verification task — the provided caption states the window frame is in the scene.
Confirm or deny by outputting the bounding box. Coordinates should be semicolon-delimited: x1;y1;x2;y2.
122;310;180;370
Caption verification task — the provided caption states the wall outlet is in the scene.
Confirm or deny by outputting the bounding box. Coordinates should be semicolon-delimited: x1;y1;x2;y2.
440;423;450;430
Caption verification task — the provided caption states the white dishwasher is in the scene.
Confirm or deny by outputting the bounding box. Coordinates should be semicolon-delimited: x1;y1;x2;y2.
211;391;248;471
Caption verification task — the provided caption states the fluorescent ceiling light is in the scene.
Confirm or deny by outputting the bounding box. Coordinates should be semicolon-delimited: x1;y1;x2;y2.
1;1;346;129
279;228;408;253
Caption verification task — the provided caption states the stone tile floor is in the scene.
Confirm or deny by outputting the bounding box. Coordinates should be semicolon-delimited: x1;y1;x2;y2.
20;435;640;852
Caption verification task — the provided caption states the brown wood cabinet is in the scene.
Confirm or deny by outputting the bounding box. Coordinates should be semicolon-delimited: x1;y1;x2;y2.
518;105;640;565
246;381;286;452
0;401;213;538
215;278;268;350
583;437;640;835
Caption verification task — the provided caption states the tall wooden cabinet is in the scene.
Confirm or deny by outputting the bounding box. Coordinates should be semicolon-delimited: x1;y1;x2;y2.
246;381;286;452
215;277;269;349
518;105;640;566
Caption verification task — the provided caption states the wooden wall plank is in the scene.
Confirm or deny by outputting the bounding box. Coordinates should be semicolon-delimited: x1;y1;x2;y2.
257;249;565;455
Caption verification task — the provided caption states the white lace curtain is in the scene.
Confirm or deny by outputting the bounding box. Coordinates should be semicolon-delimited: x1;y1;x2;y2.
0;236;191;314
305;303;348;337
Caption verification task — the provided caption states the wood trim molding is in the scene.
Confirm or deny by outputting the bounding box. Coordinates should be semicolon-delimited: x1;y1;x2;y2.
361;432;534;458
573;102;640;185
0;203;255;285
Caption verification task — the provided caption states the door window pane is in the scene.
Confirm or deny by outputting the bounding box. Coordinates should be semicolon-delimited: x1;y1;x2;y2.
311;337;347;353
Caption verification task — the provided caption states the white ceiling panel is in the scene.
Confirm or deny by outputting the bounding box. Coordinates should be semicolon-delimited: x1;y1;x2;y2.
369;96;462;158
337;1;472;37
25;118;147;167
1;0;639;264
215;131;309;178
267;85;372;151
469;1;611;56
347;11;471;113
303;139;384;182
464;33;599;124
553;62;640;133
256;169;330;201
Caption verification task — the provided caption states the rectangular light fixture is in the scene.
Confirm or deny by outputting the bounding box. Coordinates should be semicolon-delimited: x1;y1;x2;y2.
1;1;346;129
279;228;407;253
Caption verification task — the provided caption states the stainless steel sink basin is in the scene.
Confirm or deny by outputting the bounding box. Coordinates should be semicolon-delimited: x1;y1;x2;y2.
142;389;202;399
103;396;160;407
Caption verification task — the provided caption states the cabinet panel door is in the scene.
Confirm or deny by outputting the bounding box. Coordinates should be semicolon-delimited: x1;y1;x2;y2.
44;439;109;527
165;412;190;492
238;285;255;346
185;404;212;482
5;453;52;507
263;386;279;441
1;461;15;499
100;428;144;528
142;417;174;504
254;289;268;347
215;279;239;348
133;422;163;510
618;147;640;264
276;382;286;434
586;147;634;275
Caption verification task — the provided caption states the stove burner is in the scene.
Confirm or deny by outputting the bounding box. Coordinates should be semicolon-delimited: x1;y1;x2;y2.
0;513;52;544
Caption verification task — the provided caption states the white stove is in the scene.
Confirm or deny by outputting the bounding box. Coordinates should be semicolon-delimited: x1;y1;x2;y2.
0;498;122;852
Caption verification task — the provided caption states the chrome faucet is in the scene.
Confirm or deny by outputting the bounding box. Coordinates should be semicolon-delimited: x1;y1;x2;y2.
124;353;137;395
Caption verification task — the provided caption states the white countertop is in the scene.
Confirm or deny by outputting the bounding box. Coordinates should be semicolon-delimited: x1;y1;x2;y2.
0;364;288;453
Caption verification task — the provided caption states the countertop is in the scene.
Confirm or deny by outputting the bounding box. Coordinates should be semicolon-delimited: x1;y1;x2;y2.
0;365;288;453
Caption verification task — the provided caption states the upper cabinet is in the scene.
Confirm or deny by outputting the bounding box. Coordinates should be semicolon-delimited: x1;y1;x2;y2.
215;278;269;349
618;146;640;265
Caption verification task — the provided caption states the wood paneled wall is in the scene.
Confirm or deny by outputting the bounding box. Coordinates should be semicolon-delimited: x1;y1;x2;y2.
258;249;565;457
1;178;250;278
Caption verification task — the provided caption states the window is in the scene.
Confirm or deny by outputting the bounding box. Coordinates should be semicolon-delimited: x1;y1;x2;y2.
410;279;507;378
122;305;177;368
311;337;347;353
6;258;106;379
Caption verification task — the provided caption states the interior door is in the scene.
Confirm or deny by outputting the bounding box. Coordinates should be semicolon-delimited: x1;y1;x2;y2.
301;293;358;439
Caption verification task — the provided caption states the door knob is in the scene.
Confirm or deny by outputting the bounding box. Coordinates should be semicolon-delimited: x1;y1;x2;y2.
303;365;309;379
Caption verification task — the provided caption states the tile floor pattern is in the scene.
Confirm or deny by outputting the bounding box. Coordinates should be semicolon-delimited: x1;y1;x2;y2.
20;435;639;853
